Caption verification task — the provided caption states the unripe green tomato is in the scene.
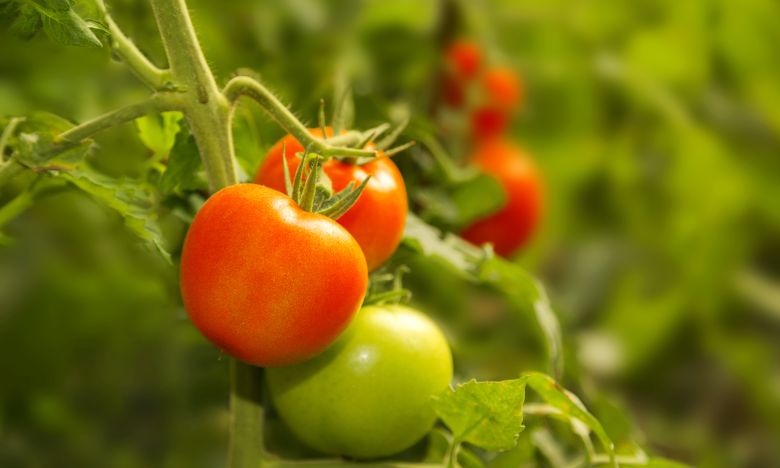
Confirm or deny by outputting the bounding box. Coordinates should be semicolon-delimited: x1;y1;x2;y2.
266;304;453;459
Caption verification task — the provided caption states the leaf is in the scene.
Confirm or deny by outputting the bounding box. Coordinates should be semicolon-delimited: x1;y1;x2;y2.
523;372;616;466
416;172;506;230
11;112;93;167
40;5;103;48
402;214;563;375
135;111;183;160
432;379;526;451
9;3;42;39
160;123;206;194
56;165;170;260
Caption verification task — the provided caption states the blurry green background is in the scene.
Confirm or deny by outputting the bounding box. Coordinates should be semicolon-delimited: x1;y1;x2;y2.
2;0;780;467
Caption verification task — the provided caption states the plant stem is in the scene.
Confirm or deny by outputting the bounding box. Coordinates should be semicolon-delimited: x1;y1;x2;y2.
227;360;265;468
96;0;172;90
0;185;35;228
149;0;237;191
56;94;182;145
222;76;375;159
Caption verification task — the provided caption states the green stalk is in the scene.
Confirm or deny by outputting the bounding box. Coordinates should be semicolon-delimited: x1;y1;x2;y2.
222;76;375;159
149;0;237;191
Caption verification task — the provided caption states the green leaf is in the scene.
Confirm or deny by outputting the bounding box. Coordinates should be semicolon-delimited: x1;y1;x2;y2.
40;6;102;48
523;372;616;466
160;124;206;194
402;214;563;376
9;3;42;39
56;166;170;261
432;379;526;451
416;173;506;230
135;111;183;160
11;112;93;167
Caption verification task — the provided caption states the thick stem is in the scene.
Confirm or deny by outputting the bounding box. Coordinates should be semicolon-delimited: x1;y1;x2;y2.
223;76;375;159
150;0;237;191
227;360;265;468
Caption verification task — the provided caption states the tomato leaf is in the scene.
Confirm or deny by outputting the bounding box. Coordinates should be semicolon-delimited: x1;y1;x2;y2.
416;172;506;230
402;214;563;376
160;123;206;194
56;166;170;261
135;111;183;161
523;372;616;466
432;379;526;452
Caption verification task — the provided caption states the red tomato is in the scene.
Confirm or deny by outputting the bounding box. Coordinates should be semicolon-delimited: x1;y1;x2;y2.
180;184;368;367
470;67;523;140
481;66;522;110
255;129;408;272
442;40;483;107
471;106;509;141
446;40;483;80
461;139;542;257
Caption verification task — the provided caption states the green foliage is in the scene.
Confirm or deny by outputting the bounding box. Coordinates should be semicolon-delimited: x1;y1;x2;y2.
433;379;526;451
3;0;103;47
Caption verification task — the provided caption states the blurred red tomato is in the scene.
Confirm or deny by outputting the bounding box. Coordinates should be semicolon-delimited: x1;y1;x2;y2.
461;139;542;257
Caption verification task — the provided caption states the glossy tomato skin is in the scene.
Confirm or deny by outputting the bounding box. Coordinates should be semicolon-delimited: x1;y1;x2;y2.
255;130;407;272
461;139;542;257
266;304;453;459
180;184;368;367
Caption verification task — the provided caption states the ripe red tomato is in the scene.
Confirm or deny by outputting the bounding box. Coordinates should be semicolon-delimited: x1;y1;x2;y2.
267;304;453;459
470;67;523;140
255;129;407;272
481;66;522;110
442;40;483;107
180;184;368;367
461;139;542;257
446;40;483;80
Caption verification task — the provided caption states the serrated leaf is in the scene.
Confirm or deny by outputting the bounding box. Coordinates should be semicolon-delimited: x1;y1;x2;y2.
160;124;205;194
432;379;526;451
135;111;183;160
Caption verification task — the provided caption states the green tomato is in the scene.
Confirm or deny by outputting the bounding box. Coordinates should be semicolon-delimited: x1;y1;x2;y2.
266;304;453;459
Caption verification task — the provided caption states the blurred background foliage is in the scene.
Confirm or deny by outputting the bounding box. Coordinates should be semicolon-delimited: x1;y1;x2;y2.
1;0;780;467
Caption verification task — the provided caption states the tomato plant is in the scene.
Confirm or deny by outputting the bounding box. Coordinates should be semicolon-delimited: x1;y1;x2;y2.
461;139;542;257
255;129;408;271
180;184;368;367
267;304;453;459
1;0;711;467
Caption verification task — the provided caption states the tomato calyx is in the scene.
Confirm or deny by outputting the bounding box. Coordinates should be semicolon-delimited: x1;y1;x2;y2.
282;148;371;218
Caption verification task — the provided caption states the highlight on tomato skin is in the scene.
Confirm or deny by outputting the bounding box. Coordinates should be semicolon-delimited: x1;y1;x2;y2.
255;129;408;272
179;184;368;367
460;139;543;258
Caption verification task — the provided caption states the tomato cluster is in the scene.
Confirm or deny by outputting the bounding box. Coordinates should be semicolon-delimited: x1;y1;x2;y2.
443;39;543;257
179;125;452;458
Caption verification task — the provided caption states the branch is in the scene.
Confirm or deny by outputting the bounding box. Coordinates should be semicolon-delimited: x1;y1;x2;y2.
222;76;376;159
96;0;172;90
56;93;182;146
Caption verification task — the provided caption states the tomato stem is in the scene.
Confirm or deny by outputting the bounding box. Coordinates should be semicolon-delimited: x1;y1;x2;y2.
227;360;266;468
95;0;172;91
